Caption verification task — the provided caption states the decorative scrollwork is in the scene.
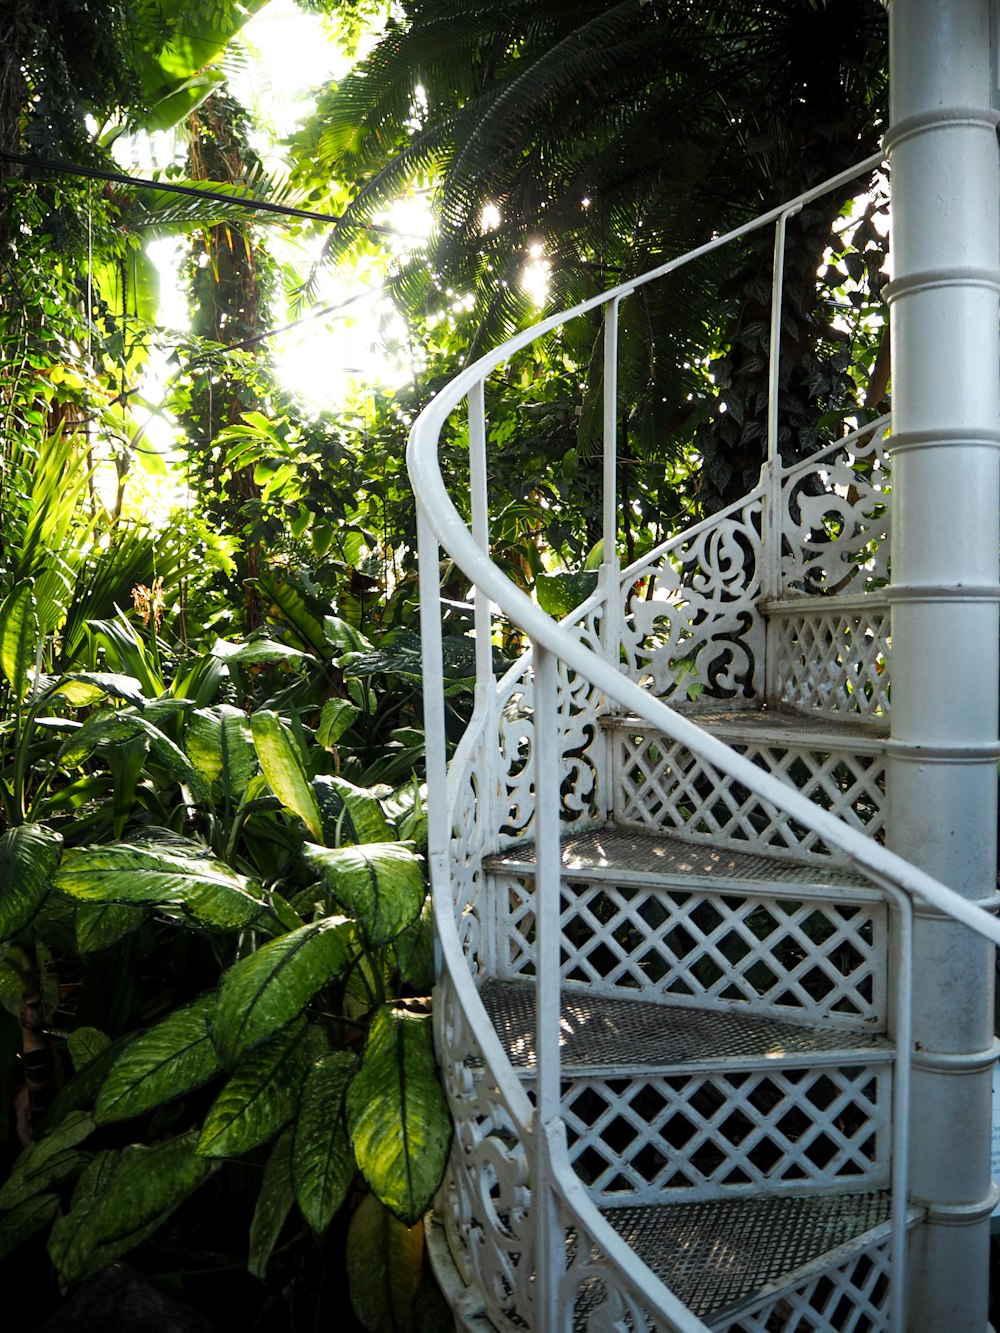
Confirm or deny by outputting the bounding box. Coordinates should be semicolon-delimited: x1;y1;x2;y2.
620;496;765;703
780;423;891;595
435;970;536;1331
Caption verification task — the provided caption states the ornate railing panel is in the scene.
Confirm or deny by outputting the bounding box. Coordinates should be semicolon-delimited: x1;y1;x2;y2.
434;969;537;1331
716;1233;893;1333
620;493;765;704
778;418;892;598
494;600;608;852
612;722;886;859
555;1059;892;1206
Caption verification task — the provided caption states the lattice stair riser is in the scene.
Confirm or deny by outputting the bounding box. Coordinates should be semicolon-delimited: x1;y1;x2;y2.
493;872;888;1029
611;730;886;860
517;1065;893;1207
766;610;891;719
712;1235;894;1332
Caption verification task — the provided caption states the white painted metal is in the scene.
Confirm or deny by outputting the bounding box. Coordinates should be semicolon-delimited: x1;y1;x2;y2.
532;643;561;1331
886;1;1000;1326
409;145;1000;1331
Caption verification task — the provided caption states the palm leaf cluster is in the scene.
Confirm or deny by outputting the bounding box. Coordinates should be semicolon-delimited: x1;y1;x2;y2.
296;0;888;510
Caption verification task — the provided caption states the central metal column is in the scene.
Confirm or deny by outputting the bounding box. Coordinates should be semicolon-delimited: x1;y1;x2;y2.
885;1;1000;1328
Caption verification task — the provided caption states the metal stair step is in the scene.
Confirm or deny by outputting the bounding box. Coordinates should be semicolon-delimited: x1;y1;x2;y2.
487;826;889;1028
598;1191;914;1325
479;979;893;1076
602;702;888;748
599;707;887;858
486;824;882;902
760;591;890;616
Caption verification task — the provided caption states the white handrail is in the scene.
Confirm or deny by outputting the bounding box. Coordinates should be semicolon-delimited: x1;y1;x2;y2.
409;151;982;1333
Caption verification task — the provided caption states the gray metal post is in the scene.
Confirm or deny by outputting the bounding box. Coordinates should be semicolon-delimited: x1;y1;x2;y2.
885;1;1000;1327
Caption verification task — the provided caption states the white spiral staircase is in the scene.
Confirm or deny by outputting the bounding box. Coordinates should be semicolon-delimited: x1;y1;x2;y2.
408;154;1000;1333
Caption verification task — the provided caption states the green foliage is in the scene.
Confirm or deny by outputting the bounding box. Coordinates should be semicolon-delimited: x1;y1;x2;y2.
0;612;448;1320
346;1193;424;1333
346;1006;451;1224
48;1133;219;1283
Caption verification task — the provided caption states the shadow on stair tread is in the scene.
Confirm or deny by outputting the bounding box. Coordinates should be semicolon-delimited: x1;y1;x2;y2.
478;979;892;1073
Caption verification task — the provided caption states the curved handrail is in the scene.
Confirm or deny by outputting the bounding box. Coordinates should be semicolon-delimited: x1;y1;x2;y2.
408;152;996;1332
412;401;1000;939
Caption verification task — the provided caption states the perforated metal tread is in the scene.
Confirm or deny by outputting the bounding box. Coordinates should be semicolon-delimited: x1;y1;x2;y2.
487;824;879;899
600;1191;896;1320
480;980;892;1074
604;702;887;746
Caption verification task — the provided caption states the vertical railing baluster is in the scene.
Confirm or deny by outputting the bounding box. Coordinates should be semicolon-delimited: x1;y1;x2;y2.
533;640;563;1332
467;378;502;968
762;207;798;699
417;506;450;976
599;296;624;819
469;378;493;689
600;295;623;632
882;884;913;1333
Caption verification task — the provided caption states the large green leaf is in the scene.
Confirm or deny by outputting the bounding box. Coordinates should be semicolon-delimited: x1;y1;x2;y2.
346;1194;424;1333
0;579;38;702
346;1008;452;1224
255;569;330;656
54;838;268;931
41;1035;136;1130
248;1129;295;1281
292;1052;357;1234
534;569;599;619
251;711;322;840
198;1022;319;1160
66;1027;111;1072
186;704;257;794
59;707;208;801
301;842;424;947
48;1132;217;1284
210;918;355;1068
393;898;436;992
53;673;146;708
211;638;313;667
0;823;63;944
74;901;148;954
95;996;221;1124
313;775;392;846
0;1111;94;1210
133;0;273;131
317;698;360;750
0;1194;60;1261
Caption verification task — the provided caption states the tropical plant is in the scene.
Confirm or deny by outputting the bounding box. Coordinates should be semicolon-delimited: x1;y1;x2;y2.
0;586;449;1328
292;0;890;512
